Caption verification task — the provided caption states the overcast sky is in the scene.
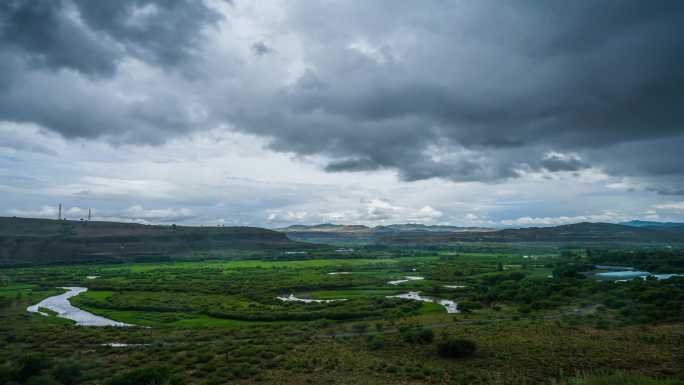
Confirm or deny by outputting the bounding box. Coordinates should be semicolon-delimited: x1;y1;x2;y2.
1;0;683;227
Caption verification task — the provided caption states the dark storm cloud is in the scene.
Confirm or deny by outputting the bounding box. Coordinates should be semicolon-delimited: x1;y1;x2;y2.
1;0;683;183
0;0;119;76
229;0;684;182
325;158;380;173
0;56;205;142
0;0;220;75
0;0;221;143
587;135;684;178
251;41;273;56
71;0;221;67
647;187;684;196
539;153;588;173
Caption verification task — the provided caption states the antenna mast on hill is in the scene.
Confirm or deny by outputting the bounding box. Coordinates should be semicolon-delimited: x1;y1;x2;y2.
88;209;92;221
58;203;62;220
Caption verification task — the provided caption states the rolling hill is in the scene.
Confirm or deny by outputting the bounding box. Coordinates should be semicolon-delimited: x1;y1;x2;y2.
278;222;684;245
375;222;684;245
0;216;310;267
277;223;493;244
621;220;684;230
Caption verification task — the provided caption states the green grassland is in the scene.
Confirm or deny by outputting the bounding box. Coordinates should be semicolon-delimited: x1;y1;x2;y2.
1;246;683;384
103;257;411;272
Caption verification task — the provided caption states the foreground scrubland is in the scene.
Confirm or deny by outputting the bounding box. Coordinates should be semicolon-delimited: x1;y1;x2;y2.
1;246;683;384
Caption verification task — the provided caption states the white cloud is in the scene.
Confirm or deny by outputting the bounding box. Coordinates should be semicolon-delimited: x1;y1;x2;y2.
264;198;444;226
8;205;59;219
348;39;398;64
654;202;684;211
362;199;443;223
416;206;443;220
1;122;683;227
123;205;193;221
497;211;630;227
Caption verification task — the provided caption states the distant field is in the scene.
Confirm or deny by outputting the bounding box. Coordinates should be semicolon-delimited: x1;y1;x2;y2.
101;257;413;272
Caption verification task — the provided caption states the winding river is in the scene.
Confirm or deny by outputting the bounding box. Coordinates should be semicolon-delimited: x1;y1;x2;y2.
27;287;132;327
387;276;425;285
276;294;347;303
388;291;459;313
596;271;684;281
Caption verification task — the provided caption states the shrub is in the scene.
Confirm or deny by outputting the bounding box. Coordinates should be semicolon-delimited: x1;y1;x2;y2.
53;362;83;385
0;297;12;308
16;354;52;382
595;319;611;330
352;323;369;333
436;338;477;358
518;305;532;314
0;364;16;384
368;335;386;350
458;300;482;312
25;375;61;385
107;366;179;385
402;328;434;344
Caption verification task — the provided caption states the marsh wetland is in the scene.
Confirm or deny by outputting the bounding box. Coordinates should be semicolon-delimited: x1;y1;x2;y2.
2;241;684;385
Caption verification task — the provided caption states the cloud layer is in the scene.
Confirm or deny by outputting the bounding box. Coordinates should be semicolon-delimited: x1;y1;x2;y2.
1;1;683;225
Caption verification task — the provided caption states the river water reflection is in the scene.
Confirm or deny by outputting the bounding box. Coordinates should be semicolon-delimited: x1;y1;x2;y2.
27;287;132;327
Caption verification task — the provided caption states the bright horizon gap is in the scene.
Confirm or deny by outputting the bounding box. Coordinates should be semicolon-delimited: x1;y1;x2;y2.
3;213;680;230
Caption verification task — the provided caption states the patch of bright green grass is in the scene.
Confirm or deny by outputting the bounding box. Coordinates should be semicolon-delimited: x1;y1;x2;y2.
28;312;75;325
37;306;58;316
302;288;403;299
102;258;407;273
417;302;445;315
78;290;113;301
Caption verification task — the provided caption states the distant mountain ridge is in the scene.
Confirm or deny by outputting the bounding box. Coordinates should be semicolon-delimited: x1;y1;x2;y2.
279;224;371;233
621;220;684;229
278;222;684;245
276;223;494;245
376;222;684;245
277;223;494;233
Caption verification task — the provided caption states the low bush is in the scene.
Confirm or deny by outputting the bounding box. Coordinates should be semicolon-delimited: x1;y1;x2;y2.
368;335;387;350
107;366;179;385
0;363;15;384
436;338;476;358
52;361;82;385
16;354;52;383
402;328;435;344
25;375;61;385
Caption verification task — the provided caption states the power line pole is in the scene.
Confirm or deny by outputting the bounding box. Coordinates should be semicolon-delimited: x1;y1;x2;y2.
58;203;62;220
